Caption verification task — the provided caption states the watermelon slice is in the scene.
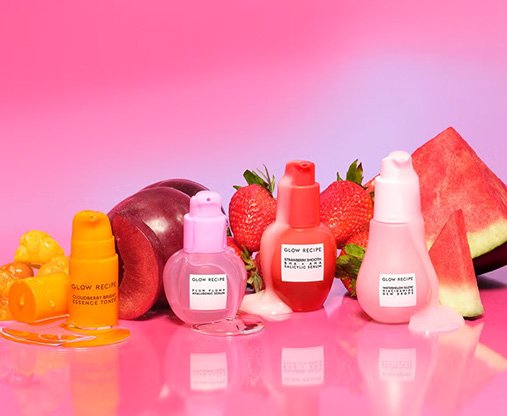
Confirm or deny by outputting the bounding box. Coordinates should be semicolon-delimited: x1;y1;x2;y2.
429;209;484;318
412;127;507;258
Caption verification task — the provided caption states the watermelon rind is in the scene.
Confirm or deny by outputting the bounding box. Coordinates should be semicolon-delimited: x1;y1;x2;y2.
429;209;484;318
466;220;507;259
439;285;484;318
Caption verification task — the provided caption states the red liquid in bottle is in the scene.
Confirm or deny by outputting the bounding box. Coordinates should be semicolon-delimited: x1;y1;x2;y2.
264;161;336;312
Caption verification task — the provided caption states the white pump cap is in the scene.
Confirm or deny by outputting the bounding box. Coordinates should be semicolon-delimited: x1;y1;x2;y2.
373;151;422;223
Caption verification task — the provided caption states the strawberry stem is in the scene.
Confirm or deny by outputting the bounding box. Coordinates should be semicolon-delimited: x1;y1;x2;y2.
247;270;264;293
337;160;364;186
335;244;366;298
238;245;265;292
233;165;275;195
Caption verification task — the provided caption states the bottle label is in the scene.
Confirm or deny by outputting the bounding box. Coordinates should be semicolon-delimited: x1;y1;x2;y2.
190;352;228;391
379;348;416;381
379;273;417;307
189;274;227;310
69;265;119;328
281;346;325;386
281;243;324;282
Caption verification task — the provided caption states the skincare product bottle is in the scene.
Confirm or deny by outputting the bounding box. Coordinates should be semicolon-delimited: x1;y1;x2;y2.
164;191;262;335
263;160;336;312
356;151;432;323
67;210;119;330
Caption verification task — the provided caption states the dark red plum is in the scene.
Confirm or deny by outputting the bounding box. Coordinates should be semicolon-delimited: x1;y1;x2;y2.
142;178;208;198
110;187;190;262
108;187;191;319
110;215;165;319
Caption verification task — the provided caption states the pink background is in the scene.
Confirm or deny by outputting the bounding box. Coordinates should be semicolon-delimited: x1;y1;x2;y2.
1;4;507;415
1;0;506;262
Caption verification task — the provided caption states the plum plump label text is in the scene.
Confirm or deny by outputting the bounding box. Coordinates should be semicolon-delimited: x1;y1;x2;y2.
189;274;228;310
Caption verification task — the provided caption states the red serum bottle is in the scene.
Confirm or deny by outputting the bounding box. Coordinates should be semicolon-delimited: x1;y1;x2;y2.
261;161;337;312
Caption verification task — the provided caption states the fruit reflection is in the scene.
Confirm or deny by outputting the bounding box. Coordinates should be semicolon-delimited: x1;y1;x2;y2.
329;293;369;399
425;323;483;415
117;319;165;415
0;340;69;416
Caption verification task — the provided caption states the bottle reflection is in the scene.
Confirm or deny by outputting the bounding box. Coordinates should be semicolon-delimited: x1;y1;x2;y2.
70;346;120;416
261;308;335;416
281;344;324;387
225;331;273;415
356;321;492;416
189;351;228;392
0;341;69;416
356;321;437;416
164;325;244;415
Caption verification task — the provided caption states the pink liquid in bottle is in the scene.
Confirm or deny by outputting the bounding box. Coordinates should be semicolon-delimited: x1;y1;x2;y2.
164;191;263;335
164;251;246;325
357;220;432;323
357;151;463;331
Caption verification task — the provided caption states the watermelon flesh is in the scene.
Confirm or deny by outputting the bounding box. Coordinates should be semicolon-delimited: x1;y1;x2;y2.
412;127;507;258
429;209;484;318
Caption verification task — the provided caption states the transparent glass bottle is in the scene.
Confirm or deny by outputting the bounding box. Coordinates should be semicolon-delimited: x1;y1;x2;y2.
163;191;263;336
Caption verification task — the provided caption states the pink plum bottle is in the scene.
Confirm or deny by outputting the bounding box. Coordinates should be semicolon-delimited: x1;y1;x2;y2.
163;191;263;335
356;151;432;323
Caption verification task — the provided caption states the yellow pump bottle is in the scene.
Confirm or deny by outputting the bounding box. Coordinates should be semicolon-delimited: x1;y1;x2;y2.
67;210;119;330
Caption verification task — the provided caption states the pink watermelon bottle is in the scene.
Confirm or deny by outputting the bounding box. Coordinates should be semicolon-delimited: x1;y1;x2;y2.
356;151;433;323
355;151;464;331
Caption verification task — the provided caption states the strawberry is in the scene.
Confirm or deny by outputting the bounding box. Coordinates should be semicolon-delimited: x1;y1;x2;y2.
226;237;264;292
229;167;277;253
226;236;243;258
320;160;373;247
335;228;369;297
343;227;369;249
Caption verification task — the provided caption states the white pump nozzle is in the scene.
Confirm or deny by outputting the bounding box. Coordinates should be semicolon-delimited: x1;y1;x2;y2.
374;151;422;223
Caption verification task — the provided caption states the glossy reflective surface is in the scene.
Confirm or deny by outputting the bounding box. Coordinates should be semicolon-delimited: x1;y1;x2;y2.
1;270;506;416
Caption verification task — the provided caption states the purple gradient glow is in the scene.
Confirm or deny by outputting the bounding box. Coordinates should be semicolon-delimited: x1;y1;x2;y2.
1;1;506;262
